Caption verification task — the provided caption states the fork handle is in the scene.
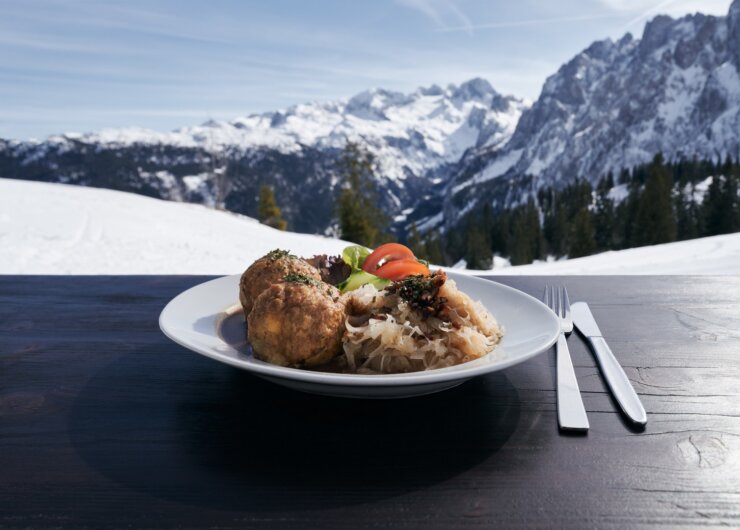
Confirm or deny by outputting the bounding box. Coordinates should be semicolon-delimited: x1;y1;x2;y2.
556;333;590;431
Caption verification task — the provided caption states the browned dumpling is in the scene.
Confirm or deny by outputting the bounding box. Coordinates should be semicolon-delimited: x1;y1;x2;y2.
239;249;320;318
247;277;347;367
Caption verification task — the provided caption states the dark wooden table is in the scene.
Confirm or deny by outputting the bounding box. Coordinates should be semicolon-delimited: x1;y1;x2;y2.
1;276;739;529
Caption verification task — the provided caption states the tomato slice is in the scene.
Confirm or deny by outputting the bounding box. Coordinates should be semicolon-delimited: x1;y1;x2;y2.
362;243;416;273
374;258;430;281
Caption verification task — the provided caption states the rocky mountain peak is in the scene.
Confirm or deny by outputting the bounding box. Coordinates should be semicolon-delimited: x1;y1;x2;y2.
582;38;616;61
433;0;740;234
617;32;634;47
730;0;740;24
451;77;497;102
418;83;445;96
638;14;675;56
728;0;740;67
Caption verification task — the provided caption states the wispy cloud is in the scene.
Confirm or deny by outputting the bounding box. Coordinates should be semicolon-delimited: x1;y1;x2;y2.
596;0;732;25
595;0;733;31
597;0;668;10
621;0;677;29
395;0;473;33
434;12;620;33
3;0;731;139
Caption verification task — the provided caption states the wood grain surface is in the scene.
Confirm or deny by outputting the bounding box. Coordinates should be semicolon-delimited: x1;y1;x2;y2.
1;275;738;529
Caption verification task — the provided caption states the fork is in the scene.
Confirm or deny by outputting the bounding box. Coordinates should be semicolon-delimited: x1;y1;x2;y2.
544;285;589;431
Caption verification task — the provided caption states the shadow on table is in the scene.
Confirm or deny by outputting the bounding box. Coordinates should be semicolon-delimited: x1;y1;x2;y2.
69;349;521;511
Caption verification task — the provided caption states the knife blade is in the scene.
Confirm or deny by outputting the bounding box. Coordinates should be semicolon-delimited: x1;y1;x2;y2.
571;302;647;425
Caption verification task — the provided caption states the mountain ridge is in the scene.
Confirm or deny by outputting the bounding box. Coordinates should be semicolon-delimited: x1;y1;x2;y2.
435;0;740;232
0;78;527;234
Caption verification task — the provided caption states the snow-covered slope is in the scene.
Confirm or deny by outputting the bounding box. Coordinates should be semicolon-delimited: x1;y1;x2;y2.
490;233;740;275
2;179;737;274
443;0;740;226
0;178;347;274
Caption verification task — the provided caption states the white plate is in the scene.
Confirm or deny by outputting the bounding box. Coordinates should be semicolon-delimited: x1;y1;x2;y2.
159;273;559;398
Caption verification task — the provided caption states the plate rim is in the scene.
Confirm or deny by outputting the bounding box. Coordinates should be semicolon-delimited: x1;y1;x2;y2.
159;273;559;387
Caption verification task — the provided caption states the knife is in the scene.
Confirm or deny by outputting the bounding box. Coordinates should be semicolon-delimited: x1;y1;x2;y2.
571;302;647;425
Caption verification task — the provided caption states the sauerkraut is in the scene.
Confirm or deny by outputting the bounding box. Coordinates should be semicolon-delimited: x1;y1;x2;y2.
341;271;503;374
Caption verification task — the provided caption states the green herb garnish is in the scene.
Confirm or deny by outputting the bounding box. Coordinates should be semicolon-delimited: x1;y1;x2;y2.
393;274;433;303
284;273;321;286
265;249;296;261
386;272;448;320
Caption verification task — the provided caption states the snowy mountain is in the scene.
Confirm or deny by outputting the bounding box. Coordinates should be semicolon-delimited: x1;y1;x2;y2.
0;79;526;234
2;178;738;274
4;1;740;240
437;0;740;230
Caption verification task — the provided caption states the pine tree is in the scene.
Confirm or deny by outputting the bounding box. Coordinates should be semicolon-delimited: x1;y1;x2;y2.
604;171;615;190
703;158;739;235
618;180;642;248
635;153;676;245
407;222;426;258
491;210;510;257
618;168;631;185
481;203;495;249
612;200;628;249
674;183;699;240
569;207;597;258
525;198;544;260
703;175;723;235
593;179;615;250
425;230;445;266
722;154;734;180
508;212;530;265
506;200;542;265
335;141;390;247
544;204;568;257
258;185;288;231
465;220;493;269
568;180;593;219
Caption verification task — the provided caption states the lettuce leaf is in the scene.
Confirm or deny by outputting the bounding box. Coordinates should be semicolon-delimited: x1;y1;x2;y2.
341;245;371;270
337;270;390;293
338;245;389;293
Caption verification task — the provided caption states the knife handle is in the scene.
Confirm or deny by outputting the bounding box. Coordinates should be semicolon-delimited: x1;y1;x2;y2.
587;336;647;425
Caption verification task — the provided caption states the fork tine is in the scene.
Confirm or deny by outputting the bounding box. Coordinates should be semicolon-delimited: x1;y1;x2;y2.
557;287;565;319
547;286;555;311
562;285;571;317
560;285;573;333
543;285;550;308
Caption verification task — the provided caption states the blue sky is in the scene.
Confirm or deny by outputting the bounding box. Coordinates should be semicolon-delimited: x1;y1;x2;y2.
0;0;732;139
